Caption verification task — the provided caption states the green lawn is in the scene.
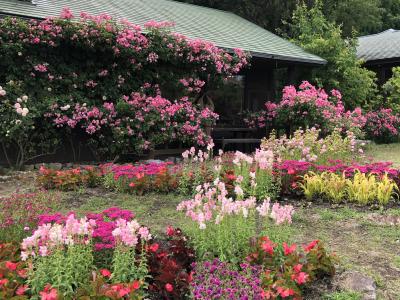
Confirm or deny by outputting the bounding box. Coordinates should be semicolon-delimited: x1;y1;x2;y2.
364;143;400;167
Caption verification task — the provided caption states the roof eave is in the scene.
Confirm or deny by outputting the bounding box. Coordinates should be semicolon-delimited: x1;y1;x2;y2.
250;51;327;66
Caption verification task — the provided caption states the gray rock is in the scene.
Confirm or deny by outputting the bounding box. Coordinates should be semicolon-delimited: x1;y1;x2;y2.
336;271;376;300
47;163;63;170
24;164;35;171
145;159;164;164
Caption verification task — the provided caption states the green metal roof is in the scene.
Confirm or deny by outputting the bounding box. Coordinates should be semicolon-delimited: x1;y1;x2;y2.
0;0;326;65
357;29;400;62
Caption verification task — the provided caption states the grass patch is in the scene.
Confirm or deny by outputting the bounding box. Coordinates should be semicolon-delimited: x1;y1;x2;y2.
323;291;362;300
317;207;364;221
365;143;400;167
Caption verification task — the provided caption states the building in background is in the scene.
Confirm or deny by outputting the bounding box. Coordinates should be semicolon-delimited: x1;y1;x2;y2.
357;29;400;86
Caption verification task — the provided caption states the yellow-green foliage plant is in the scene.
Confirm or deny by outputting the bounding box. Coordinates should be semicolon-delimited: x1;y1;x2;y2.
321;172;347;203
300;171;399;205
346;172;377;205
300;172;325;200
375;173;399;205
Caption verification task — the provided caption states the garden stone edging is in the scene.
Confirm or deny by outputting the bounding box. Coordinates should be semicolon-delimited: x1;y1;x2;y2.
335;271;376;300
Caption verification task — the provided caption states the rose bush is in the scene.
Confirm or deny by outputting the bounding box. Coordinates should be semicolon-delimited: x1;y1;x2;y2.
0;9;249;168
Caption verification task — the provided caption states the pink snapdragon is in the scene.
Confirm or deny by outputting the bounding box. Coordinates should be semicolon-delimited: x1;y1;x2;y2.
270;203;295;225
21;214;96;260
112;218;151;247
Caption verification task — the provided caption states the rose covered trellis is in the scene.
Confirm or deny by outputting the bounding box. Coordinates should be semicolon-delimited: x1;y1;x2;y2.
0;8;249;168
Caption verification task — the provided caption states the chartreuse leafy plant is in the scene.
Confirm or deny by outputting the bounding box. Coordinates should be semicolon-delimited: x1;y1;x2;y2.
0;9;249;168
300;171;399;205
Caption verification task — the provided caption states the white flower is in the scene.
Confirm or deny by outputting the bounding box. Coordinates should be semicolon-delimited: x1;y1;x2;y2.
47;87;52;92
21;107;29;117
22;95;28;102
102;95;107;100
17;97;22;103
60;104;70;111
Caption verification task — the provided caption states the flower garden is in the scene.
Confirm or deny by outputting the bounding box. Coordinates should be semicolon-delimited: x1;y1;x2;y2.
1;8;400;300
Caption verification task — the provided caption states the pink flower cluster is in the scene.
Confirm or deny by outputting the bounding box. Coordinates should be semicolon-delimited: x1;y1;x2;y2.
256;198;294;224
245;82;366;134
102;162;174;181
177;179;294;229
364;108;400;139
179;78;206;93
49;91;218;148
21;214;96;260
50;102;116;135
112;218;152;247
86;207;136;251
38;208;138;251
177;180;257;229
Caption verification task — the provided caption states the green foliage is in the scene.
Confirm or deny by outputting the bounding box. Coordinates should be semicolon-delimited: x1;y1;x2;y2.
289;1;378;109
112;245;149;286
185;213;256;263
324;0;383;37
382;67;400;113
28;245;94;297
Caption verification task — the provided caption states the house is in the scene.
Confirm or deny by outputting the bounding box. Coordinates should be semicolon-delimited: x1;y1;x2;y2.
357;29;400;85
0;0;325;126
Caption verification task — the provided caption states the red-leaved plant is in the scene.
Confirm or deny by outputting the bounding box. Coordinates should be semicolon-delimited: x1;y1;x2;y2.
247;237;336;300
147;226;195;299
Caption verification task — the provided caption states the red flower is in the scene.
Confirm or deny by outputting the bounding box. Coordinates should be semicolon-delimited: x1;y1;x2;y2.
261;238;275;255
16;284;29;295
100;269;111;278
188;271;194;283
149;243;159;253
276;286;295;298
283;242;296;256
292;272;309;285
17;268;28;278
226;173;236;181
130;280;140;291
0;279;8;286
287;168;296;175
136;172;145;179
293;264;303;273
5;261;17;271
129;182;136;187
39;284;58;300
166;225;175;236
304;240;319;252
111;284;130;297
165;283;174;292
